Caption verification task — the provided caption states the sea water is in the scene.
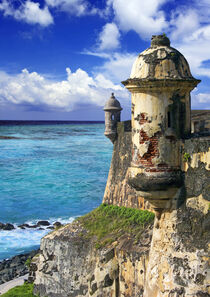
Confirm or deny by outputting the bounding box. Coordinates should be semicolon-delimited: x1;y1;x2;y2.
0;122;112;260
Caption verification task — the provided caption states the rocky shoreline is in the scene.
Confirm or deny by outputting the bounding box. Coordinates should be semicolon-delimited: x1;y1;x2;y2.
0;249;39;285
0;220;64;285
0;220;63;231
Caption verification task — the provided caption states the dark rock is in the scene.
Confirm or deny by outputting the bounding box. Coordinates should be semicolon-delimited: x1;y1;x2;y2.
100;248;114;264
47;226;54;230
53;222;62;228
2;223;15;230
195;273;205;285
0;223;5;229
18;223;39;229
37;220;50;226
91;282;98;295
0;249;39;285
18;224;30;229
103;274;113;287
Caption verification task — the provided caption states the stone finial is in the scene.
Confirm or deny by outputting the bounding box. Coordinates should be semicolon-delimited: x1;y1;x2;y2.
123;34;200;82
151;34;170;47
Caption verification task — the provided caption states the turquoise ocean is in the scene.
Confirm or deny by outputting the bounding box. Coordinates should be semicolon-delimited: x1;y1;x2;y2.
0;122;112;260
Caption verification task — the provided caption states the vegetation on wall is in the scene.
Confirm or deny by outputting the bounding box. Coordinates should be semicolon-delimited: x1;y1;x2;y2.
183;152;191;162
77;204;155;248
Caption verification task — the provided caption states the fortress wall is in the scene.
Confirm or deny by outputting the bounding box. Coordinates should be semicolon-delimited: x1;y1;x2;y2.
144;136;210;296
103;121;210;210
183;136;210;202
102;121;152;211
33;124;210;297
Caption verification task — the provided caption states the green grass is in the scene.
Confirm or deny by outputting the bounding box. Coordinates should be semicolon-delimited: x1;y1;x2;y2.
0;283;38;297
77;204;155;248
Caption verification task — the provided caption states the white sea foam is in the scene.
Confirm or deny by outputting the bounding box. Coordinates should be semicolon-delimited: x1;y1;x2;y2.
0;217;75;260
15;216;75;229
48;217;75;225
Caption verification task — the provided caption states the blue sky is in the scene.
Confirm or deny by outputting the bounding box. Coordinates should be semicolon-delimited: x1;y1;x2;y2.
0;0;210;120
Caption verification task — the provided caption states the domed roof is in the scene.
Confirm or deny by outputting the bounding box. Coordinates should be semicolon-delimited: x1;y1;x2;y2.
129;35;195;80
104;93;122;111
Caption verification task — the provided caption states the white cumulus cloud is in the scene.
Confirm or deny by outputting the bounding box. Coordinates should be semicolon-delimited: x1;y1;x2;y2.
107;0;168;39
0;68;129;111
170;4;210;79
98;23;120;51
45;0;98;16
0;0;53;26
84;50;137;83
97;52;137;83
170;9;200;41
191;92;210;109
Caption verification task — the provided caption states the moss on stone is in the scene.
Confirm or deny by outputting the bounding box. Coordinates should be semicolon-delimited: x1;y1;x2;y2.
77;204;154;248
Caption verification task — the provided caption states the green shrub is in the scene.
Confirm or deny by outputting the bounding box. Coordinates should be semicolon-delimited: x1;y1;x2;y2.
1;283;38;297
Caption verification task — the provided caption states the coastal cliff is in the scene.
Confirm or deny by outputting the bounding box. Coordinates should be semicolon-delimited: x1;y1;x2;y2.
33;122;210;297
33;205;154;297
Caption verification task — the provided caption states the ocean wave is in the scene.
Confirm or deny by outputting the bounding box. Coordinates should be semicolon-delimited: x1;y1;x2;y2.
0;217;75;260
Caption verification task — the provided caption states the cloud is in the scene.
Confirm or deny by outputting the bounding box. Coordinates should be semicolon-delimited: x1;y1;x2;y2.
175;37;210;78
97;52;137;83
169;3;210;78
106;0;168;39
84;50;137;83
191;92;210;109
0;68;129;111
170;9;200;41
98;0;210;81
45;0;98;16
0;0;53;26
103;0;210;81
98;23;120;51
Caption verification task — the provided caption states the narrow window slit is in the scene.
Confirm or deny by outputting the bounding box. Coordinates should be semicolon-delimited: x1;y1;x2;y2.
168;111;171;128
